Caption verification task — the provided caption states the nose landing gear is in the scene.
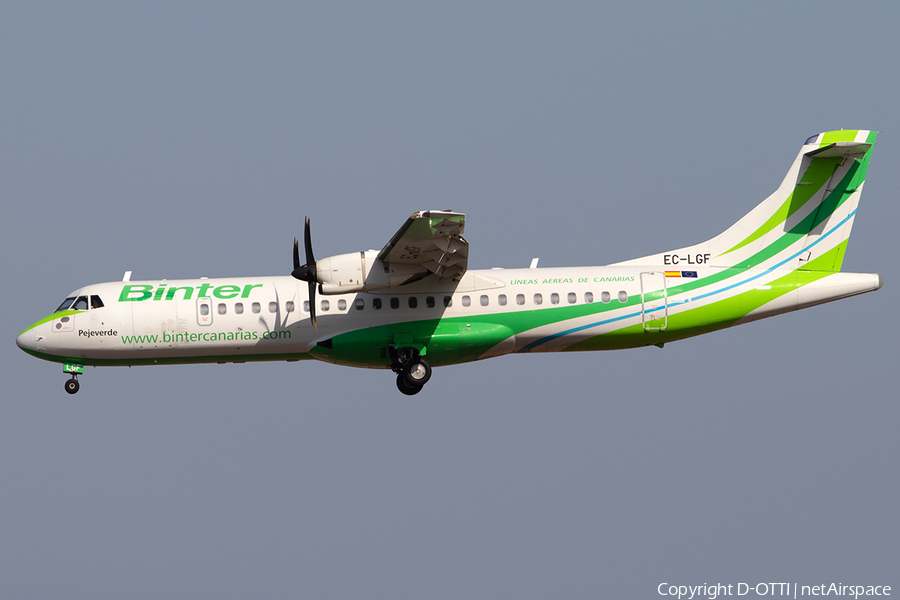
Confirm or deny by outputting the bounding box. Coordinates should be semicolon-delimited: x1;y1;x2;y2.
64;376;80;395
390;346;432;396
63;362;84;395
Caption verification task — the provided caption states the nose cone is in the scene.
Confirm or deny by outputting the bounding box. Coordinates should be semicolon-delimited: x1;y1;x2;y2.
16;328;36;353
17;318;47;356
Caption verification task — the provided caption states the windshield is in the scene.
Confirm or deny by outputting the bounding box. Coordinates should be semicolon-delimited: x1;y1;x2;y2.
55;297;76;312
71;296;88;311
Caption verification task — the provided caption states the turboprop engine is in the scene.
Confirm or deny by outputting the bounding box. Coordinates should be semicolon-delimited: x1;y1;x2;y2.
314;251;425;295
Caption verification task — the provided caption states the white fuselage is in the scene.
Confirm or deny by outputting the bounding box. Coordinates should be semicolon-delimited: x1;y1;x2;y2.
17;265;881;369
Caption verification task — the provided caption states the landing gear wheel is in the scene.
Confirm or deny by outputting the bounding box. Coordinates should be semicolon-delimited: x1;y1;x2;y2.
396;373;423;396
64;378;80;395
402;359;432;387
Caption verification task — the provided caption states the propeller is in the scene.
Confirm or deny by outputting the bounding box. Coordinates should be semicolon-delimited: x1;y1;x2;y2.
291;217;318;329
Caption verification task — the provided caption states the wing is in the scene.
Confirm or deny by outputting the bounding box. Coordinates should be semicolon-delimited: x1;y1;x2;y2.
377;210;468;283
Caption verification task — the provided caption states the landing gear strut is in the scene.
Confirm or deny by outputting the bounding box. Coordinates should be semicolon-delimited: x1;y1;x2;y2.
64;376;80;395
390;346;432;396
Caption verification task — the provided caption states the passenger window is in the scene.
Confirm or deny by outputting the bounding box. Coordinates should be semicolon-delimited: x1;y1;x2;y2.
268;301;277;313
235;302;244;314
252;302;261;314
55;297;76;312
285;301;294;312
72;296;88;311
462;295;471;307
443;296;452;307
426;296;435;308
534;293;543;305
320;300;330;311
303;301;310;312
354;298;364;310
584;292;594;303
498;294;507;306
601;291;611;303
373;298;382;310
550;293;559;305
408;297;417;309
567;292;576;304
480;295;489;306
390;297;399;309
200;304;210;316
90;295;104;309
516;294;525;305
338;299;347;311
618;291;628;303
218;303;227;315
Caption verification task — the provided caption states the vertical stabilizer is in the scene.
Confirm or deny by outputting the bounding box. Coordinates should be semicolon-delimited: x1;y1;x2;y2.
614;130;876;273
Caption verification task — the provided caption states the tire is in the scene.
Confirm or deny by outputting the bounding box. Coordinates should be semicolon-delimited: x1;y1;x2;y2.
402;359;432;387
396;373;423;396
65;379;80;395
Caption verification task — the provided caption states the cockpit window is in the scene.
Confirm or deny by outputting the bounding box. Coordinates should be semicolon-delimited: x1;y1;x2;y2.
72;296;89;311
90;295;104;309
55;297;76;312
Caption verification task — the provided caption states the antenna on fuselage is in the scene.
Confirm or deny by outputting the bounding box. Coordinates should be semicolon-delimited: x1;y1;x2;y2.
529;258;539;269
123;271;132;281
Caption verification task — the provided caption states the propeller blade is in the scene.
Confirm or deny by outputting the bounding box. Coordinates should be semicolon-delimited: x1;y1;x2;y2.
308;281;317;330
290;218;319;283
304;217;315;268
304;218;317;329
290;217;318;329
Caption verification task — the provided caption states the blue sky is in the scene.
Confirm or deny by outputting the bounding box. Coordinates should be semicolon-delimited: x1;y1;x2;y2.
2;2;897;598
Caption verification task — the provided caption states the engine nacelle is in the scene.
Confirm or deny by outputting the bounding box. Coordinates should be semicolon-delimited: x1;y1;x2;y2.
316;251;423;295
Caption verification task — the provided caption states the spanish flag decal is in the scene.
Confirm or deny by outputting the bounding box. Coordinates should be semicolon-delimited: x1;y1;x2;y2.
665;271;698;278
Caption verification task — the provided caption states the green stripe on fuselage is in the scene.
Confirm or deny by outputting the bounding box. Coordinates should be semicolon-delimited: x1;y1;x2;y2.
19;346;315;367
564;266;834;352
312;296;644;368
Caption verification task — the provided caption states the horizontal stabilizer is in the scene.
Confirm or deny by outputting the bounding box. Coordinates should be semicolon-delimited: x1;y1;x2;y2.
805;141;873;158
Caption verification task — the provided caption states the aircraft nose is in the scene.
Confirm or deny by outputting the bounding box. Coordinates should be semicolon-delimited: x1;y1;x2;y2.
16;329;34;352
16;323;43;354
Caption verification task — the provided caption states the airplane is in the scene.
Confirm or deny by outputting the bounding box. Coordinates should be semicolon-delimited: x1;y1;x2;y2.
17;130;883;396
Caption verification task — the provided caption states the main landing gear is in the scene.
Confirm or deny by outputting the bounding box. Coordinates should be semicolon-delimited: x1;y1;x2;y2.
390;346;432;396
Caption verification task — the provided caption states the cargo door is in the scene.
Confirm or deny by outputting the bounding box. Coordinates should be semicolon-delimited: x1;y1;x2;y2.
131;299;179;349
640;272;668;331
